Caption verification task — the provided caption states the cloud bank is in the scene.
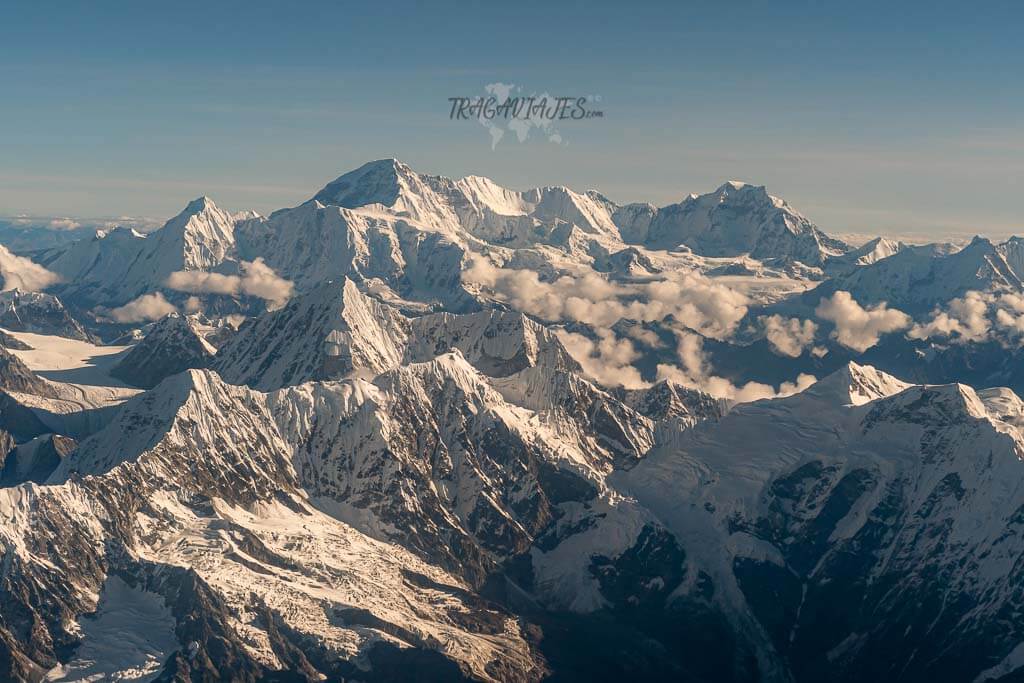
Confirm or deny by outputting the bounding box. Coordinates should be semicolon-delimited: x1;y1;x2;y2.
0;245;61;292
467;258;820;401
908;290;991;343
464;258;748;339
166;258;294;308
556;329;647;389
109;292;177;323
815;291;911;352
907;290;1024;344
656;330;817;403
759;314;819;357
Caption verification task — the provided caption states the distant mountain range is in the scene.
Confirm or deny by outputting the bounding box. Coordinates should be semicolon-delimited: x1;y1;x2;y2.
18;160;850;310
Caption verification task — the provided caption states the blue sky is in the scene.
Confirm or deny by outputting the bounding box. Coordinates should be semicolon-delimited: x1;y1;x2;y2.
2;0;1022;239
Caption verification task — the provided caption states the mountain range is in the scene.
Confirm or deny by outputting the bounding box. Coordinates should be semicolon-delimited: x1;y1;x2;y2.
1;160;1024;682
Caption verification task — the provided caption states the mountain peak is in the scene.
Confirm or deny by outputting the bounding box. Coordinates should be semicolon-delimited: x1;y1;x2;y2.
110;313;216;389
399;348;480;385
614;379;726;425
806;361;910;406
717;180;751;191
626;180;846;263
711;180;769;199
354;157;416;178
184;196;220;214
214;277;410;390
867;381;990;424
312;158;419;209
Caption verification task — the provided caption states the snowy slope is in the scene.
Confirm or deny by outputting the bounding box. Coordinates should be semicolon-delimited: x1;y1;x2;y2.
215;278;411;390
611;362;1024;681
0;330;138;441
44;575;177;683
0;433;75;486
39;197;237;307
813;236;1021;311
0;290;94;341
1;368;543;681
613;181;849;265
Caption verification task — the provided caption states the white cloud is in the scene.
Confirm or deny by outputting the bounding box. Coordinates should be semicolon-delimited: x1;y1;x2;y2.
165;270;238;296
656;330;816;403
466;258;817;401
0;245;61;291
463;258;749;339
815;291;911;352
109;292;177;323
624;325;663;348
759;314;818;357
166;258;294;308
46;217;82;231
238;258;295;306
993;293;1024;337
908;290;991;343
556;328;648;389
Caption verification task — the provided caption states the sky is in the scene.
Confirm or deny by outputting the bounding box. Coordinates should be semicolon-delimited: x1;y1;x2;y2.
1;0;1022;240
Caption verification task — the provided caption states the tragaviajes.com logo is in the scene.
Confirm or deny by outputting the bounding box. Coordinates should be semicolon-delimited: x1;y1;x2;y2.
448;83;603;149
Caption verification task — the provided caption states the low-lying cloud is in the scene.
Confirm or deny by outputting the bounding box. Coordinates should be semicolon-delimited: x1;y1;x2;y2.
759;314;819;358
166;258;294;308
109;292;177;323
466;258;821;401
556;328;647;389
815;291;911;353
909;290;1024;345
464;258;748;339
994;293;1024;337
656;330;817;403
908;290;991;343
0;245;61;292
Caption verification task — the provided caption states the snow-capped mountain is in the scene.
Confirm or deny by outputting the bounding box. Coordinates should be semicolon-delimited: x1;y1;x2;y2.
8;158;1024;681
3;368;542;682
37;196;238;307
216;276;576;390
614;362;1024;681
214;278;411;390
311;159;623;244
614;181;849;265
813;236;1022;311
615;379;729;426
8;330;1024;681
823;235;905;273
0;289;94;341
110;313;216;389
29;159;858;321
